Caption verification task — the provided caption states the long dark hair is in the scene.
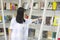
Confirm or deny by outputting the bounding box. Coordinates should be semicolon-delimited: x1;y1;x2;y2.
16;7;25;23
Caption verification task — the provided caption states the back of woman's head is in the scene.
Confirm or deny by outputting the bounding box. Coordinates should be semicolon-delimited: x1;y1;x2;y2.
16;7;25;23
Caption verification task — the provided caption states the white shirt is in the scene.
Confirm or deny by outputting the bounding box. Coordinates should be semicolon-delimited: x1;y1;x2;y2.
9;17;32;40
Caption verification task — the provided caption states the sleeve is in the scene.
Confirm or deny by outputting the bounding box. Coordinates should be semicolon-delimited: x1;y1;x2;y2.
9;18;15;29
27;19;32;24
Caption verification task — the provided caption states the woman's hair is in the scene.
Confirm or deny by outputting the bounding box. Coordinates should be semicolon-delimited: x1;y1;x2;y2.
16;7;25;23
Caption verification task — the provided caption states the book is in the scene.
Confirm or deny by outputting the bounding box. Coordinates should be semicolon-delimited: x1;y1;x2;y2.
40;2;44;9
28;28;35;37
4;15;12;23
6;28;8;35
0;28;4;36
52;1;57;10
4;16;7;22
10;3;12;10
52;32;56;38
33;2;39;9
0;15;2;23
31;15;39;19
45;17;51;25
47;2;52;9
3;2;6;10
31;15;42;24
42;31;48;38
12;3;15;10
31;15;42;19
0;28;4;32
12;3;16;10
58;38;60;40
48;2;52;8
47;31;52;39
57;2;60;10
53;16;60;26
6;3;10;10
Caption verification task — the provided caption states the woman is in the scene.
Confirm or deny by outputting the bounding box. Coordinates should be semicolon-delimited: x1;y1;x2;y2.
9;7;38;40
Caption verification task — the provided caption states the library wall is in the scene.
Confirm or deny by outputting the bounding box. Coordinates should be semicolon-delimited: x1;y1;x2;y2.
1;9;60;37
0;0;60;40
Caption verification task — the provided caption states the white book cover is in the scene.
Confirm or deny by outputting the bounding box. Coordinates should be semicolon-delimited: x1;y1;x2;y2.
6;3;10;10
58;32;60;38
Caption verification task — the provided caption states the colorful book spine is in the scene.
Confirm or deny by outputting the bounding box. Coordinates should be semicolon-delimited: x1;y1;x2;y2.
0;15;2;23
52;32;56;38
58;38;60;40
52;1;57;10
4;2;18;10
12;3;16;10
47;31;52;39
10;3;12;10
53;16;60;26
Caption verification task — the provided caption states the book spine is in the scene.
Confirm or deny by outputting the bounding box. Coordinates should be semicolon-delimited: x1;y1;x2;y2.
10;3;12;10
52;32;56;39
0;15;2;23
47;31;52;39
42;31;48;38
6;3;10;10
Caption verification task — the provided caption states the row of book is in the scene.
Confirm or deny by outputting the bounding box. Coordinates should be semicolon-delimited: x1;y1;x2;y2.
40;2;60;10
3;2;18;10
31;15;60;26
28;28;60;40
0;28;8;35
0;28;35;36
0;15;60;26
0;15;12;23
31;15;42;24
42;31;60;40
42;31;56;39
22;2;39;9
0;28;60;40
45;16;60;26
0;1;60;10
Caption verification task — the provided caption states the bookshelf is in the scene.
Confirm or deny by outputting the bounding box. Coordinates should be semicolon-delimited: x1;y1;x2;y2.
0;0;60;40
38;0;60;40
0;0;7;40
